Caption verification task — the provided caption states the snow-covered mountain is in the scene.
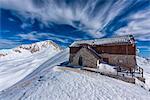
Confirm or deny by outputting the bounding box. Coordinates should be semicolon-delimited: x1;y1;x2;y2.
0;40;61;91
0;40;60;59
0;41;150;100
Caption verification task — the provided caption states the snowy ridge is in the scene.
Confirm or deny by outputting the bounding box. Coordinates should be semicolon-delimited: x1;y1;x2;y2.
0;40;60;59
0;48;150;100
0;40;61;91
17;40;60;53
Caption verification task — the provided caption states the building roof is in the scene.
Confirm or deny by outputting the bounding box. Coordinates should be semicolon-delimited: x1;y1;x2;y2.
70;35;134;47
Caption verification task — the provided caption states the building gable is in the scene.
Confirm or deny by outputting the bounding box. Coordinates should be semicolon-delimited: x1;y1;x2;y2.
71;47;100;68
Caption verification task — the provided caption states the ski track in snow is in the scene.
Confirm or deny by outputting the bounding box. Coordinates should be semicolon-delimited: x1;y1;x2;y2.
0;47;150;99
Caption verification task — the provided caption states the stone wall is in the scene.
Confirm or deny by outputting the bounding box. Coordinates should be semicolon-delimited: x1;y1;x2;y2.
70;48;99;68
100;54;136;70
69;47;137;70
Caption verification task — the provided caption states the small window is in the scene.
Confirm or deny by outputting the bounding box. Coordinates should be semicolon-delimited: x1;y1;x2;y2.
103;58;109;63
118;59;123;63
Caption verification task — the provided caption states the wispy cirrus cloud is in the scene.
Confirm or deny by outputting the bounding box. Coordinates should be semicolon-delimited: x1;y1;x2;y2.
2;0;149;37
20;23;32;29
17;31;39;41
115;8;150;41
8;18;15;22
17;31;77;44
0;39;21;49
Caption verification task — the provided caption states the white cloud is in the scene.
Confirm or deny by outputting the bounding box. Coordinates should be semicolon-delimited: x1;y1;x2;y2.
0;0;150;41
115;8;150;41
8;18;15;22
21;23;32;29
17;31;75;44
17;31;39;41
0;0;35;12
17;31;54;41
0;39;21;49
0;0;135;38
0;31;74;49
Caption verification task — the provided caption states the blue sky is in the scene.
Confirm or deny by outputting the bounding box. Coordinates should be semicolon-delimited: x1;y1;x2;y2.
0;0;150;58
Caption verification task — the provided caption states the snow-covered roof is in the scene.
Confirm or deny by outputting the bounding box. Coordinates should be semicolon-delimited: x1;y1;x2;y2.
70;35;134;47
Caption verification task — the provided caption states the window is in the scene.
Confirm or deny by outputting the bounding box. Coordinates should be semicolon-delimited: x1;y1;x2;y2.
118;59;123;63
103;58;109;63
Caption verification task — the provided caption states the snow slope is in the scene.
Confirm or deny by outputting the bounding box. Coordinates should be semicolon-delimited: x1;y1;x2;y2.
0;40;61;91
0;46;150;100
136;56;150;89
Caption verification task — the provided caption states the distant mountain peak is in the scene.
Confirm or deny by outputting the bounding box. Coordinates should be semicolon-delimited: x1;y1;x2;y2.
0;40;61;58
15;40;60;53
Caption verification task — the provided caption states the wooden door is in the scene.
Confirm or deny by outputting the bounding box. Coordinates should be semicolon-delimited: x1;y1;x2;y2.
78;56;83;66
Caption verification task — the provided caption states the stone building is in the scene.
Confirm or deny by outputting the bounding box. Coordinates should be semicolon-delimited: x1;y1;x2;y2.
69;35;137;71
